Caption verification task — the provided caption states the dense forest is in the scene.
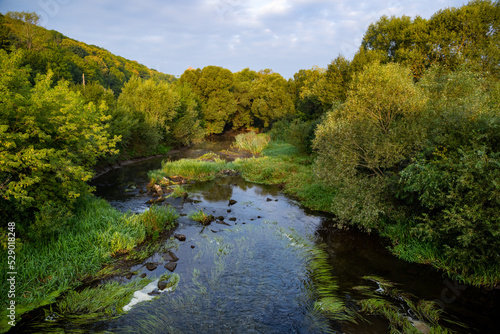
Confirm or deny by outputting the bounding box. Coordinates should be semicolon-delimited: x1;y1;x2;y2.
1;0;499;325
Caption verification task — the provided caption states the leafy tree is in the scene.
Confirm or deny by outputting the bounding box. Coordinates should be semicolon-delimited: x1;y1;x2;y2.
250;70;295;127
0;50;119;231
168;83;204;146
313;63;427;227
5;11;40;50
232;68;259;129
397;66;500;280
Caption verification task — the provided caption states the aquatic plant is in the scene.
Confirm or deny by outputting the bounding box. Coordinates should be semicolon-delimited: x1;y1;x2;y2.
187;209;214;225
353;276;461;333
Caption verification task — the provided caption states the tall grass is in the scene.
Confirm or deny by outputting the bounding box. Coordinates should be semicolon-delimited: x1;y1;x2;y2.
233;132;270;154
0;196;178;326
149;156;228;183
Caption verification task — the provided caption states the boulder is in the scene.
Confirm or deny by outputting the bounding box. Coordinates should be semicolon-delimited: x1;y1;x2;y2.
174;234;186;241
146;263;157;271
162;251;179;262
164;262;177;272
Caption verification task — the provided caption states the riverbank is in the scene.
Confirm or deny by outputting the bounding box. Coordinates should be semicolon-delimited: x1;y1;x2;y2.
0;196;178;333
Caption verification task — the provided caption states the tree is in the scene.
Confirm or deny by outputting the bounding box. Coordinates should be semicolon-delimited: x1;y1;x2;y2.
313;63;427;227
397;66;500;282
250;70;295;127
232;68;259;129
116;77;180;154
6;11;40;50
0;50;120;230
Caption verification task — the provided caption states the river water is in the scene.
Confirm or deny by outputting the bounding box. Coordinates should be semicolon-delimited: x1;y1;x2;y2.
14;135;500;333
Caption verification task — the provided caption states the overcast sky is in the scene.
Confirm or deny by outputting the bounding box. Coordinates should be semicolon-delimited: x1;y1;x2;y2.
0;0;468;78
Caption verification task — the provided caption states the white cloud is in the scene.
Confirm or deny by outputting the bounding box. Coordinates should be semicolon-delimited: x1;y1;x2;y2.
0;0;469;78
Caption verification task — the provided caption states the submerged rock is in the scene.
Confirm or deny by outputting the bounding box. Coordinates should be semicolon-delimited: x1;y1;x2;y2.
164;262;177;272
140;273;147;278
175;234;186;241
266;198;273;202
217;221;231;226
217;216;225;221
228;217;237;221
162;251;179;262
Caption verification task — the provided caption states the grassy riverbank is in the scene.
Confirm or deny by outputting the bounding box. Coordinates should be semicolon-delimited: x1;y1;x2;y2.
148;138;500;288
0;196;178;331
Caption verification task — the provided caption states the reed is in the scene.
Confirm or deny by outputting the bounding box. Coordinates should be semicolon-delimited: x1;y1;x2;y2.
233;132;270;154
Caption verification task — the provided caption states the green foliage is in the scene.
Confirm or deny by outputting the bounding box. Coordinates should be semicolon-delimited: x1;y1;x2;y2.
313;62;427;228
233;131;270;154
360;1;500;77
395;67;500;284
250;70;295;127
270;118;320;154
188;209;214;225
0;50;120;229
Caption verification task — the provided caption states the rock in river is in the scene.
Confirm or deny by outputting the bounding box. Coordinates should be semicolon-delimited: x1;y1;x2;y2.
146;263;158;271
175;234;186;241
164;262;177;272
228;199;237;206
162;251;179;262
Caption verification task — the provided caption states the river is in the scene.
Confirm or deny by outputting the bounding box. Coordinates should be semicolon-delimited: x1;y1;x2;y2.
13;134;500;333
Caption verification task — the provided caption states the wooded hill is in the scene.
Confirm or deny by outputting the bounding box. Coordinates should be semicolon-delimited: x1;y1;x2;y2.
0;12;175;94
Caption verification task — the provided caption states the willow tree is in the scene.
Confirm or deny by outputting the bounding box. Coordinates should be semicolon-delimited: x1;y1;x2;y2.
313;62;428;227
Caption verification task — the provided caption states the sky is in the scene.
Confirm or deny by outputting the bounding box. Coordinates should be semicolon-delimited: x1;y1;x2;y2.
0;0;468;79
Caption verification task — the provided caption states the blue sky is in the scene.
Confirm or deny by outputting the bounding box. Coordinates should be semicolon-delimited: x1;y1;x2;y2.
0;0;468;78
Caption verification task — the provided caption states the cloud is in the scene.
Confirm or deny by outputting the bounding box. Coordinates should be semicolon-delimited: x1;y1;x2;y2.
0;0;469;78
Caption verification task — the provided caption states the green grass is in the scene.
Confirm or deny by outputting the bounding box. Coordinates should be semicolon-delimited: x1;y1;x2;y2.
0;196;178;329
55;278;152;321
233;132;271;154
149;155;228;182
380;220;500;287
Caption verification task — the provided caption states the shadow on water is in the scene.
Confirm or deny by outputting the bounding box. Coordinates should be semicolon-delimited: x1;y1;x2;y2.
15;134;500;333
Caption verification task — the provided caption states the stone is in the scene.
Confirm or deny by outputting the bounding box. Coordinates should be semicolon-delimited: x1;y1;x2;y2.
217;221;231;226
211;229;218;233
228;217;236;221
228;199;237;206
174;234;186;241
146;263;157;271
125;273;133;279
191;245;195;249
164;262;177;272
162;251;179;262
140;273;147;278
158;281;167;290
227;209;232;213
217;216;225;221
266;198;273;202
